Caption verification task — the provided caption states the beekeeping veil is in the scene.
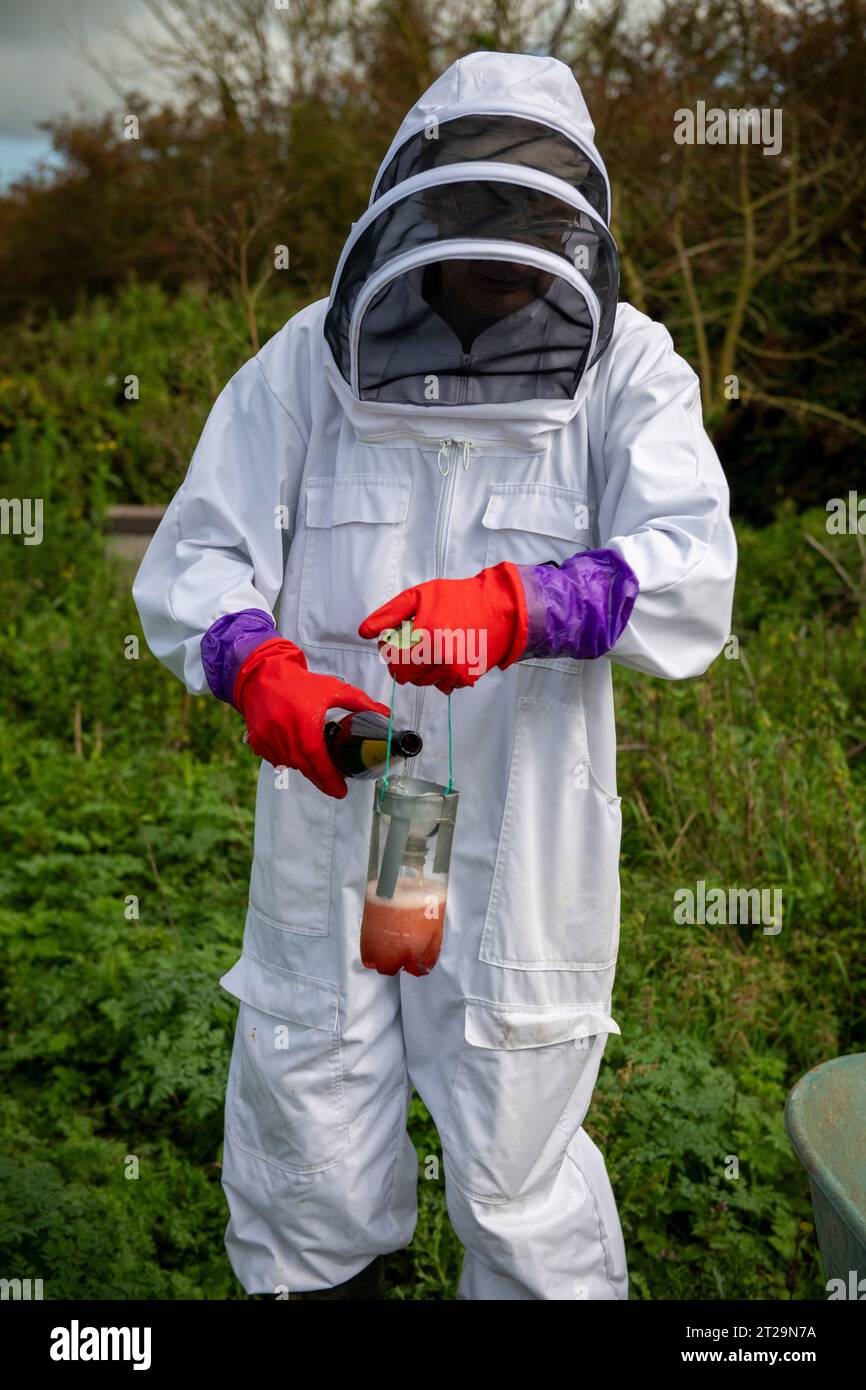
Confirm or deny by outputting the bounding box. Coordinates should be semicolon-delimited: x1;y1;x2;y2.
324;52;619;416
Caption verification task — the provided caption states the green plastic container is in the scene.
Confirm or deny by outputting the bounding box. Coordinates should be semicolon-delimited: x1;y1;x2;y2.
785;1053;866;1292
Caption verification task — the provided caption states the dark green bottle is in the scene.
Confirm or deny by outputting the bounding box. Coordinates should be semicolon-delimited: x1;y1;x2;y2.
324;710;422;780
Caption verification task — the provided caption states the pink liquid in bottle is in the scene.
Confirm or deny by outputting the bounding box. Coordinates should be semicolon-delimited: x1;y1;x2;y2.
360;875;447;977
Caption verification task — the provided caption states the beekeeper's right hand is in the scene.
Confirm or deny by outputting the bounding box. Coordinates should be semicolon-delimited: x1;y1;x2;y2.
233;637;392;798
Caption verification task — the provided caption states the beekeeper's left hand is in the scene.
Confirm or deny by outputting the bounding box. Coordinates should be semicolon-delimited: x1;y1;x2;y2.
358;562;528;693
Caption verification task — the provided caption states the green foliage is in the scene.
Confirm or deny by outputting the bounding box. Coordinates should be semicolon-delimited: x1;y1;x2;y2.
592;1031;819;1300
0;280;299;514
0;293;863;1300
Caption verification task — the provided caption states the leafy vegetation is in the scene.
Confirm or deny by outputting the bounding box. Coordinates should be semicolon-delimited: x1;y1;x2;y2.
1;289;863;1300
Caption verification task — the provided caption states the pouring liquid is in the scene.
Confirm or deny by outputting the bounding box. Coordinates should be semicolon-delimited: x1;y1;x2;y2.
360;875;447;977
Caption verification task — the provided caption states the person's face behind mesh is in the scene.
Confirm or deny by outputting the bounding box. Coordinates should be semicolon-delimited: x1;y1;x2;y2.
437;259;554;317
424;182;567;319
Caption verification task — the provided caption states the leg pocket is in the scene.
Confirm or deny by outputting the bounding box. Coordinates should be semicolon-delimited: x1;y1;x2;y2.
249;761;337;937
440;999;620;1204
479;695;622;971
220;952;349;1174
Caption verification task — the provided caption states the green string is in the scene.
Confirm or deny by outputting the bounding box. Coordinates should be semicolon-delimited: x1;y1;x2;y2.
378;675;398;806
379;678;454;802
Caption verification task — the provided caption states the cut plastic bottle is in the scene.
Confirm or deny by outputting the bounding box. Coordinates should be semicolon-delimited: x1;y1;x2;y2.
360;775;459;978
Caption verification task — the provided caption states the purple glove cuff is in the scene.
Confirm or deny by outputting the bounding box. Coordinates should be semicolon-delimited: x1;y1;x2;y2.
201;608;277;705
514;549;639;661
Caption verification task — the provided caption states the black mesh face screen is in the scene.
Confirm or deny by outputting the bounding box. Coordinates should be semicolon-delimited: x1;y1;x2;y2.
355;263;595;404
372;113;609;223
324;176;619;405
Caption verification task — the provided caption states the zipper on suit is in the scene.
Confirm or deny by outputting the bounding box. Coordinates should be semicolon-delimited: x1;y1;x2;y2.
412;436;455;743
413;356;473;749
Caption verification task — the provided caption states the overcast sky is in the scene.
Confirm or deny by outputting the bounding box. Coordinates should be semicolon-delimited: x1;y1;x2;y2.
0;0;165;185
0;0;660;188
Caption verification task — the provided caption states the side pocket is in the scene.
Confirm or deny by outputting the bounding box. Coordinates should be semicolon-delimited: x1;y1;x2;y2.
441;999;619;1203
478;695;622;972
220;952;348;1174
249;761;337;936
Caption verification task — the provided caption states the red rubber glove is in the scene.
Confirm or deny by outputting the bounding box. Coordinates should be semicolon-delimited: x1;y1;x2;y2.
358;561;529;694
233;637;392;798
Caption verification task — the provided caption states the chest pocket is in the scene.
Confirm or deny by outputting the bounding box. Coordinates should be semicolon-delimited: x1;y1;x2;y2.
482;484;595;675
482;484;594;571
297;474;412;650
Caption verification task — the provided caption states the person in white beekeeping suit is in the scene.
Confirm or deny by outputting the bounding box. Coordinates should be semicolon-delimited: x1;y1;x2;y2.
133;51;737;1301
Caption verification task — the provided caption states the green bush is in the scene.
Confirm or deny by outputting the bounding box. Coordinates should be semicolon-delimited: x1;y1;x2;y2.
0;292;862;1300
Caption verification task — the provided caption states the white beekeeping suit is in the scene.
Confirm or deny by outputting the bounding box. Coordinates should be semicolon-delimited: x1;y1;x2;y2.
134;51;737;1300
